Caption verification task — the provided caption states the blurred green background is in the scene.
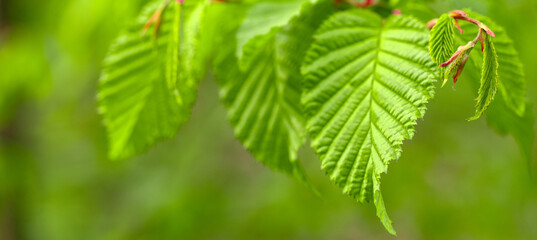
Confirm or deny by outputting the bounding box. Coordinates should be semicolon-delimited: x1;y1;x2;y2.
1;0;536;239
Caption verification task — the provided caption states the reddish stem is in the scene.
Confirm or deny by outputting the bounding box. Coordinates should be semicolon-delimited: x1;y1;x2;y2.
454;20;464;33
430;10;495;86
453;16;495;37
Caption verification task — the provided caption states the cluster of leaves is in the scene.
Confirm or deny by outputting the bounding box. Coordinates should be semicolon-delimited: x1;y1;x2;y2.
98;0;533;235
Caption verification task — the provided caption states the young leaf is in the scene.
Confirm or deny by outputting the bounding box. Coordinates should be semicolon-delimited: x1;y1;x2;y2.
455;10;533;163
302;9;436;235
235;0;308;60
465;52;534;165
429;14;455;82
460;10;527;117
215;0;337;183
469;34;498;120
98;0;205;159
442;40;474;86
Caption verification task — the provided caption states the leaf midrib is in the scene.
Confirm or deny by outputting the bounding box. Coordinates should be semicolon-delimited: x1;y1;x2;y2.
346;18;385;198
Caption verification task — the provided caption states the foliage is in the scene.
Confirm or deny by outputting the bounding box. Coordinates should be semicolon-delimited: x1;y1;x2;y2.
59;0;537;235
448;10;534;165
1;0;537;238
214;0;339;186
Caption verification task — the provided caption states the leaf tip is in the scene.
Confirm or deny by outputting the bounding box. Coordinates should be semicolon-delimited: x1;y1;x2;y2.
467;114;482;121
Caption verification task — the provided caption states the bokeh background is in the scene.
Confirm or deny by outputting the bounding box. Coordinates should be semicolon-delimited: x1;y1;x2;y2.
1;0;536;239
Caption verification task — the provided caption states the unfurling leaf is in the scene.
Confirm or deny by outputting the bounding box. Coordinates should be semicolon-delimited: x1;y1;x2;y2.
302;9;436;235
429;14;455;81
442;41;474;87
460;10;527;117
455;10;534;164
469;34;498;120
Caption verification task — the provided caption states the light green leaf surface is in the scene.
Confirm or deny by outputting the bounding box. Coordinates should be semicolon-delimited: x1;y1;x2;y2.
165;2;182;102
235;0;308;60
469;34;498;120
429;14;455;81
98;0;205;159
215;0;337;183
170;1;208;105
302;9;437;235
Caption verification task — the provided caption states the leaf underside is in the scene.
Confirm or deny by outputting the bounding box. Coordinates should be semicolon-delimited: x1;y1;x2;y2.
302;9;436;235
235;0;307;60
215;0;336;183
98;0;204;159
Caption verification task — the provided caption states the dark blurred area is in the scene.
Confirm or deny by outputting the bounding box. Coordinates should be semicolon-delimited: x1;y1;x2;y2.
1;0;536;239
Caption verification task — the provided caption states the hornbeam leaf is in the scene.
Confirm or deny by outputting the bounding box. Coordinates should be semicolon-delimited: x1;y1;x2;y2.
469;34;498;121
302;9;437;235
98;0;205;159
215;0;336;183
429;13;456;82
170;1;208;105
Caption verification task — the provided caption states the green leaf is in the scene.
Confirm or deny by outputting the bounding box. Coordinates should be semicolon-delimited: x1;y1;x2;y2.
489;100;535;165
170;1;208;105
469;34;498;121
235;0;308;60
98;0;205;159
455;10;534;163
196;1;240;70
215;0;337;183
466;13;535;166
165;2;182;102
464;50;534;165
429;14;455;82
302;9;437;235
461;10;527;117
